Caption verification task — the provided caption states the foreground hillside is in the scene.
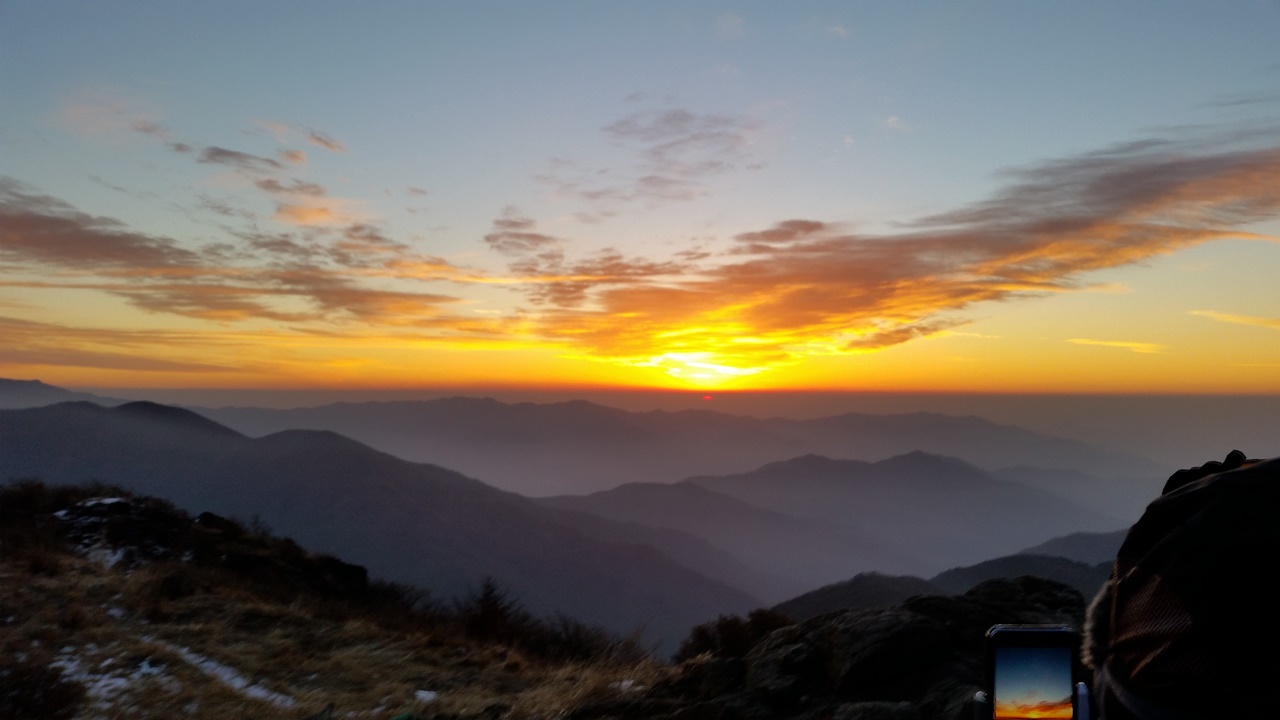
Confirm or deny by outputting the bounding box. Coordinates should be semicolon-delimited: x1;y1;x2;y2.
0;402;758;649
1;480;1089;720
0;481;660;719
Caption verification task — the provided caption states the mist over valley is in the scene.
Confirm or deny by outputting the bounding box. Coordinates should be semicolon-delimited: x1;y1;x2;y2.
0;378;1190;649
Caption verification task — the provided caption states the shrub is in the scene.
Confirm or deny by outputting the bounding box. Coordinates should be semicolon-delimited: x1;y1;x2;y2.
675;608;794;662
458;578;530;645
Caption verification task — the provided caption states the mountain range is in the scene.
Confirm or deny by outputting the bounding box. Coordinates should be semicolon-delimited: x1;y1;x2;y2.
0;379;1159;648
191;396;1164;499
0;401;758;648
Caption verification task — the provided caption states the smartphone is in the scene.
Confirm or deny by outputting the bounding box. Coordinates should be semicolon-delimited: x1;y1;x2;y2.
985;624;1079;720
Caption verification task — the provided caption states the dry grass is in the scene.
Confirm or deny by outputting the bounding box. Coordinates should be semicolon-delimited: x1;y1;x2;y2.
0;485;671;720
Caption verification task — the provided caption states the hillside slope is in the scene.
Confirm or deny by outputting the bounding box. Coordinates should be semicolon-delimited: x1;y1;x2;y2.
0;481;661;719
688;452;1126;572
0;402;759;647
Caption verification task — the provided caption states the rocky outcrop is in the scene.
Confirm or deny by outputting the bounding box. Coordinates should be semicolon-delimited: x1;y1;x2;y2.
53;494;369;600
573;576;1085;720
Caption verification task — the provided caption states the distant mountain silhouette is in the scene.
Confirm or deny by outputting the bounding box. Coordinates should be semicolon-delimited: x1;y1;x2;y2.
994;465;1154;524
539;481;929;602
929;553;1111;599
687;452;1127;572
0;378;123;409
1017;529;1127;565
773;572;943;621
0;402;759;648
194;397;1164;496
769;550;1113;621
543;503;789;603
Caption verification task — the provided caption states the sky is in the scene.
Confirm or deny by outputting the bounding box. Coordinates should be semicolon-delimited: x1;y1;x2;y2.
3;2;1280;394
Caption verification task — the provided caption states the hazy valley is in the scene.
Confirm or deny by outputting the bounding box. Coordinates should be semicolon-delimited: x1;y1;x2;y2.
0;378;1258;718
1;380;1160;628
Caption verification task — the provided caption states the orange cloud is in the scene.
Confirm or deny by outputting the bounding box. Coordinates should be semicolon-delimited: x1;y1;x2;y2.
273;203;350;226
512;137;1280;380
0;315;241;374
0;179;480;329
1191;310;1280;331
1067;339;1166;354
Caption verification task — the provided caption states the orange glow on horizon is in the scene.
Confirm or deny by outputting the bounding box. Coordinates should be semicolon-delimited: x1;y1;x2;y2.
993;697;1073;720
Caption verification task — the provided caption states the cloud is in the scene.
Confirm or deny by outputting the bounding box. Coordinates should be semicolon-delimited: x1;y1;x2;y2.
131;120;168;138
0;178;475;327
513;133;1280;375
0;315;241;373
512;249;685;308
198;146;284;172
0;179;205;272
1191;310;1280;330
1067;338;1166;354
307;130;347;152
255;178;327;197
828;25;849;38
604;109;757;176
335;224;409;257
279;149;308;164
883;116;907;130
542;108;761;208
484;211;563;255
271;197;367;227
53;89;162;138
407;187;430;196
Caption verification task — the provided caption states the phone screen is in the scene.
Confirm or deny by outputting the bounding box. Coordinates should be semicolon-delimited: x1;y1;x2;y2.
992;644;1074;719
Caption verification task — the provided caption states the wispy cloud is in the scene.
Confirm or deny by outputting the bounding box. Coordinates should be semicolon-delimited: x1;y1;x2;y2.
0;179;204;272
511;133;1280;376
484;210;563;255
255;178;326;197
198;146;283;173
1067;338;1166;354
307;129;347;153
0;315;242;373
540;107;761;209
1191;310;1280;330
0;178;475;327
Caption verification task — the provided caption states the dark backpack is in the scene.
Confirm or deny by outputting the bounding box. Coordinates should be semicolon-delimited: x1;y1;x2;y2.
1085;451;1280;719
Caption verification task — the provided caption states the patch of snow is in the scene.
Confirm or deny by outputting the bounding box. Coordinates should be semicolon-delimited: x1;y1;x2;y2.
85;545;127;569
82;497;128;507
106;606;126;619
49;653;134;706
611;679;642;692
155;641;296;709
414;690;439;703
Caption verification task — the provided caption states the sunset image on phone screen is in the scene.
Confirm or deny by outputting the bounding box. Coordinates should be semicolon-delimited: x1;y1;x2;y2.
993;645;1073;719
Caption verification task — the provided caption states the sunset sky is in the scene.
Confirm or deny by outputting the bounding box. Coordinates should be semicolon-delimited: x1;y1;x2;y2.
3;2;1279;394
